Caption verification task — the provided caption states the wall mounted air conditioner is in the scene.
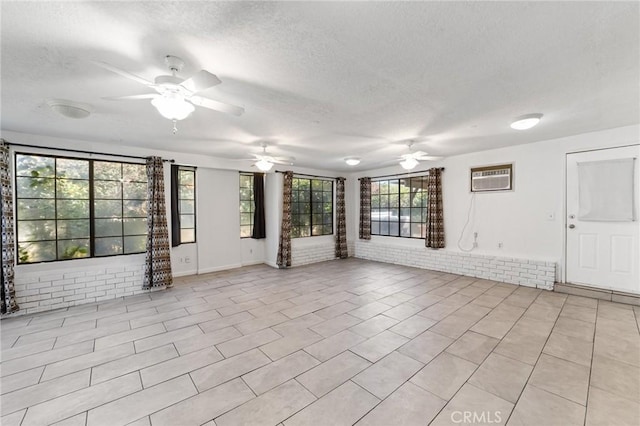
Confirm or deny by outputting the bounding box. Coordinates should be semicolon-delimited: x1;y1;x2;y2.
470;164;513;192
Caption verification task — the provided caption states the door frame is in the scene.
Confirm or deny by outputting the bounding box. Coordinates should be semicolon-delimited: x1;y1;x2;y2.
563;143;640;286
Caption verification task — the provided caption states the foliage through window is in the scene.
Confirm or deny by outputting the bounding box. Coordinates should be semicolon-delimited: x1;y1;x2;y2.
15;153;148;264
239;173;254;238
292;177;333;238
177;168;196;243
371;176;428;238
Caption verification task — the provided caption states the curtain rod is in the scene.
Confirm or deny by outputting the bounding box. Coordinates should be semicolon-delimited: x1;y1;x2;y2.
275;170;342;180
6;141;175;163
358;167;444;180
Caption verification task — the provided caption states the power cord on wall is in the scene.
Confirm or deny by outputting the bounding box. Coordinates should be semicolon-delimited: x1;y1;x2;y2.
457;192;476;252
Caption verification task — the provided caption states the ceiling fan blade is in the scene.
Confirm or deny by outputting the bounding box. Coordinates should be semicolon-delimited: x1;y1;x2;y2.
102;94;158;101
180;70;221;93
415;156;444;161
92;60;155;87
413;151;429;157
189;96;245;116
272;156;296;163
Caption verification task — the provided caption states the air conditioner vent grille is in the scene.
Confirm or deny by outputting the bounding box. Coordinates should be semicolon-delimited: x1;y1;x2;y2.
470;164;513;192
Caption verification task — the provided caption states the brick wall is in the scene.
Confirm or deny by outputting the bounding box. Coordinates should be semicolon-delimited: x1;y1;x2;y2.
291;240;355;267
355;240;556;290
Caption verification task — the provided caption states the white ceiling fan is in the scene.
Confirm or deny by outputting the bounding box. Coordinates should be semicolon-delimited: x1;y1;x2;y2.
95;55;244;133
398;141;442;170
249;143;295;171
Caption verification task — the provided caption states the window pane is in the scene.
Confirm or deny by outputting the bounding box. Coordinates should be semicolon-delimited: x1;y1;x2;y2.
123;164;146;182
56;159;89;179
323;224;332;235
18;199;55;220
18;241;56;263
179;170;194;185
58;239;89;259
323;213;332;224
400;208;410;222
95;181;122;199
312;202;323;214
371;182;379;194
57;179;89;199
380;222;389;235
379;195;389;208
17;220;56;242
390;222;400;236
240;213;252;226
323;180;332;192
179;185;194;199
240;175;252;188
180;214;194;228
379;181;389;194
311;225;323;236
400;223;411;237
94;161;122;180
240;225;252;238
312;214;322;225
123;182;146;199
16;155;55;178
58;199;89;219
95;218;122;237
57;220;90;239
323;191;332;202
239;200;252;214
371;195;380;208
123;218;147;235
180;200;195;214
180;229;195;243
298;179;310;190
371;221;380;234
95;200;122;218
400;193;410;208
411;223;423;238
16;177;55;198
124;200;147;217
411;208;422;222
95;237;123;256
124;235;146;253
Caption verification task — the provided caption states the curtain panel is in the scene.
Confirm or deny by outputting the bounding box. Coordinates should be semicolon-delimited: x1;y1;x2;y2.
170;164;181;247
335;177;348;258
425;168;445;248
359;177;372;240
252;173;266;239
276;171;293;268
0;140;18;314
143;157;173;289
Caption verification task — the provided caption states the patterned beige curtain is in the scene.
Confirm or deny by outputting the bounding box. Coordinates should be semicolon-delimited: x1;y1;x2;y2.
143;157;173;289
359;177;371;240
426;168;445;248
1;140;18;314
276;171;293;268
335;177;348;258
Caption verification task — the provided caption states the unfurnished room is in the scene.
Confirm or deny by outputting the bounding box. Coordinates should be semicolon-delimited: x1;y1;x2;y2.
0;1;639;425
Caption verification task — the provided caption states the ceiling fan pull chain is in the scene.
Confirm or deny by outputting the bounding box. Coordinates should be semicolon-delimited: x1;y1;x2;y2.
172;119;178;134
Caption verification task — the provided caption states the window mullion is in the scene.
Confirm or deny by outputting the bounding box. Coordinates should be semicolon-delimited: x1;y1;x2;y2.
89;160;95;257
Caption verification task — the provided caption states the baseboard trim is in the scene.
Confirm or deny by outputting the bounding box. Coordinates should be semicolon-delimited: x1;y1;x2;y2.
555;282;640;306
197;263;243;275
173;269;199;278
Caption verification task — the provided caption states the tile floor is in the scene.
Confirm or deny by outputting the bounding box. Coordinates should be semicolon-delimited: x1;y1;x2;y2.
1;258;639;426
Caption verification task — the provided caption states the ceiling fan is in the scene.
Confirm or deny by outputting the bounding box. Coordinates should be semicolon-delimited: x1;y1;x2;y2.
95;55;244;133
249;143;295;172
398;141;442;170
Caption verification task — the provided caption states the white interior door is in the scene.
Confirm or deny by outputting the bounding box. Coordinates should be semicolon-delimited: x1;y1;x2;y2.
566;145;640;293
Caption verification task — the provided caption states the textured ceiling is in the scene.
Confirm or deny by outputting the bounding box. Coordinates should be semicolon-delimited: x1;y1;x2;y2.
1;1;638;171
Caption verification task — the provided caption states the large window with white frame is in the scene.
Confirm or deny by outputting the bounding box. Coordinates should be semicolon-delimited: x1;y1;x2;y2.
370;176;428;239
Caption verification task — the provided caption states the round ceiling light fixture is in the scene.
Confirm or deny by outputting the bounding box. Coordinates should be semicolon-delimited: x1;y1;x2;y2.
399;157;419;170
255;158;274;172
345;157;361;166
510;113;543;130
47;99;92;119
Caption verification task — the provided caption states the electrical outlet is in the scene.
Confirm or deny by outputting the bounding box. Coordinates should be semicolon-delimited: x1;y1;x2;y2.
185;257;191;264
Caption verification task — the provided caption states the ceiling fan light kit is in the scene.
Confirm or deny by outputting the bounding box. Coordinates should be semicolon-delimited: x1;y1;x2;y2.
255;158;275;171
510;113;543;130
47;99;92;119
151;94;195;120
400;157;419;170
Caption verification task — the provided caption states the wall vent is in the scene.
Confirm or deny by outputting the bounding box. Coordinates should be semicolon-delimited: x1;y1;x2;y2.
470;164;513;192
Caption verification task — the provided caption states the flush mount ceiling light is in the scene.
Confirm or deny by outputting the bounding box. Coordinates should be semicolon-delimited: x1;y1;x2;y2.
47;99;92;119
510;113;543;130
345;157;361;166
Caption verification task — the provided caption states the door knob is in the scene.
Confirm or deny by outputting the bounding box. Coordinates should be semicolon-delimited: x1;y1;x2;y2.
568;224;576;229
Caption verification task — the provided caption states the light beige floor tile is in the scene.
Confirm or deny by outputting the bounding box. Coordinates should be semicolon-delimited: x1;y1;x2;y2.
314;301;359;319
349;301;392;320
87;374;196;426
593;332;640;367
410;352;478;400
260;328;323;361
21;372;142;426
543;331;593;367
508;385;585;426
129;308;190;329
216;328;281;358
280;300;327;319
378;292;415;307
162;308;223;331
311;313;362;337
190;348;271;392
398;330;454;364
446;331;499;364
150;378;255;426
389;314;437;338
215;380;315;426
303;330;366;362
1;369;90;415
590;354;640;403
53;321;132;348
91;344;179;384
297;351;371;397
141;345;223;387
13;320;97;347
53;412;86;426
173;326;241;356
352;351;423;398
133;324;202;353
350;330;409;363
429;307;490;339
553;316;595;342
0;337;56;362
356;381;446;426
0;366;44;395
430;384;513;426
1;409;26;426
468;352;532;403
529;354;590;405
94;308;160;328
248;300;295;318
561;304;597;323
382;303;424;321
235;312;289;335
243;350;320;395
522;303;562;322
41;342;134;381
1;340;94;377
271;313;325;335
94;323;165;351
586;386;640;426
198;311;255;333
217;299;265;317
473;294;505;308
418;301;461;321
494;323;553;366
284;381;379;426
565;295;598;309
348;314;399;338
410;293;445;308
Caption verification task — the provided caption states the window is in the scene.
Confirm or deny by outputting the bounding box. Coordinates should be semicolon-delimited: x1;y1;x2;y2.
239;173;254;238
292;177;333;238
15;153;148;264
176;168;196;243
371;176;428;239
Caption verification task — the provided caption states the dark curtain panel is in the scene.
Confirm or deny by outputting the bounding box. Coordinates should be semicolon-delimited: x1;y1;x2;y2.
143;157;173;289
0;140;18;314
359;177;372;240
426;168;445;249
276;171;293;268
170;164;181;247
335;177;348;258
252;173;266;239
